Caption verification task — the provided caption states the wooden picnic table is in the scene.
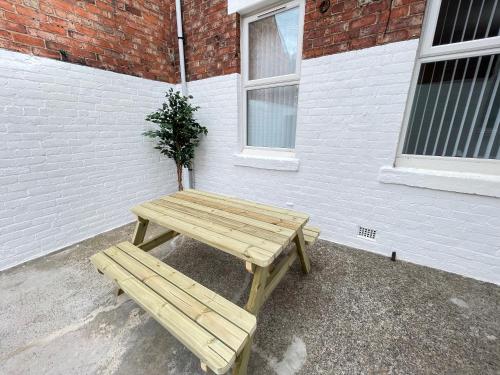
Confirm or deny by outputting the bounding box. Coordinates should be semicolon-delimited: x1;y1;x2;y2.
110;189;319;374
130;189;316;313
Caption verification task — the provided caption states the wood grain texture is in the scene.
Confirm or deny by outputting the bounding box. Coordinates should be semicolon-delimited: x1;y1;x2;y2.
186;189;309;219
132;205;275;266
303;226;321;245
137;229;178;251
131;216;149;245
121;191;319;374
91;242;257;375
131;190;313;267
294;229;311;274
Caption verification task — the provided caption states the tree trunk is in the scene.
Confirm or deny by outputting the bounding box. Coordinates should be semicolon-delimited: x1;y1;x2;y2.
176;163;184;191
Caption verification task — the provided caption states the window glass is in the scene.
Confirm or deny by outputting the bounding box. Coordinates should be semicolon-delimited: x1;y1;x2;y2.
247;85;299;148
433;0;500;46
248;7;300;80
403;54;499;159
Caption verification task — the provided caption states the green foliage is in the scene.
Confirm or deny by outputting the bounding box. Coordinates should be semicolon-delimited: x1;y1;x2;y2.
59;49;69;61
143;89;207;190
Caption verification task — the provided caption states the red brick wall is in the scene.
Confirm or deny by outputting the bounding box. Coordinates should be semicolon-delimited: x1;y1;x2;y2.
0;0;426;83
303;0;426;59
0;0;178;82
180;0;239;82
175;0;426;82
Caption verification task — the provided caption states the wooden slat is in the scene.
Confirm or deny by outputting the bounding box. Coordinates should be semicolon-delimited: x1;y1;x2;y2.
143;202;283;254
262;249;298;308
303;235;318;245
105;244;248;354
303;226;320;245
152;199;291;246
118;242;257;335
173;192;304;231
201;362;208;372
245;262;255;274
90;252;235;374
232;334;254;375
132;217;149;245
174;192;304;230
160;196;296;238
132;205;275;267
138;229;178;251
187;189;309;219
294;229;311;274
304;226;320;234
245;266;269;315
180;190;308;225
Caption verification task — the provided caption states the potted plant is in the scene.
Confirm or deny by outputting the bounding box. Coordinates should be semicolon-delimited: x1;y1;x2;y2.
144;89;207;191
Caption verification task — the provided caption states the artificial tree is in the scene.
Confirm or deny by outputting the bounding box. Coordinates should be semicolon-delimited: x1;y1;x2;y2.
144;89;207;191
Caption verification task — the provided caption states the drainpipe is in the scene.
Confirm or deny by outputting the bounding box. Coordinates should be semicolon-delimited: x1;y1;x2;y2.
174;0;194;188
175;0;187;96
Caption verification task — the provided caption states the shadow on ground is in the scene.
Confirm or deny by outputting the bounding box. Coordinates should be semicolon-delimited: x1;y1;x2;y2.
0;223;499;374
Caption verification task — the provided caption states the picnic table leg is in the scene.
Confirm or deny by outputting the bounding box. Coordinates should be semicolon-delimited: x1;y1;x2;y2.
132;216;149;245
294;228;311;274
245;266;270;315
233;266;269;375
116;216;150;296
232;334;254;375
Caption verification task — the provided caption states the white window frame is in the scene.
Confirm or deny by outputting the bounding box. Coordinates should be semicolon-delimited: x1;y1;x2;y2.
239;0;305;158
396;0;500;175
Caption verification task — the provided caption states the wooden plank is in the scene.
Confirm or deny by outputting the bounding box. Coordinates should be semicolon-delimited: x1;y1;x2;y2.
262;249;298;308
132;217;149;245
303;226;320;245
143;202;283;254
173;192;305;231
303;235;318;245
159;196;297;238
245;262;255;274
138;230;178;251
105;245;249;354
304;226;320;234
201;362;208;372
232;334;254;375
132;205;275;267
118;242;257;335
245;266;269;315
180;190;308;225
294;229;311;274
187;189;309;219
90;252;235;374
153;198;291;246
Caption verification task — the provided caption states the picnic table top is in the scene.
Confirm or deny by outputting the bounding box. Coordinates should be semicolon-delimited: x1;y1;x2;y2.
131;189;310;267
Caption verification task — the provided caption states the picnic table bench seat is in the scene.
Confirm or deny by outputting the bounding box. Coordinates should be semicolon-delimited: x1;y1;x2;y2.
91;241;256;375
303;226;320;245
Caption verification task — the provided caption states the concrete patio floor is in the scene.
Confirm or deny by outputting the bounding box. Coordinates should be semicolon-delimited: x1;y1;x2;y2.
1;223;499;375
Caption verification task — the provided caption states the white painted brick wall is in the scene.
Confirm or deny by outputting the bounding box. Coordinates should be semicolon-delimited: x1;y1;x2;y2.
0;49;177;270
187;39;500;285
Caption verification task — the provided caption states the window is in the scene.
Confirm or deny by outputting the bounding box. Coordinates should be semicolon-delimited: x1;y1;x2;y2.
397;0;500;175
241;1;304;153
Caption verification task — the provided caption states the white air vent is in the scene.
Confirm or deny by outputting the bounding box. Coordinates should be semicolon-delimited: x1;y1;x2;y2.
358;226;376;240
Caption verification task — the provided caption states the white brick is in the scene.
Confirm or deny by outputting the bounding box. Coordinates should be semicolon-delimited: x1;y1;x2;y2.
0;49;177;271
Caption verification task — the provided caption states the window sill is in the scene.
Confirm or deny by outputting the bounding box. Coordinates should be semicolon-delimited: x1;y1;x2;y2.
378;166;500;198
233;152;300;171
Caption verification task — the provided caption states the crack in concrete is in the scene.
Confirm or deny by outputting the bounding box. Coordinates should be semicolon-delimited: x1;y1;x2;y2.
0;300;126;362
